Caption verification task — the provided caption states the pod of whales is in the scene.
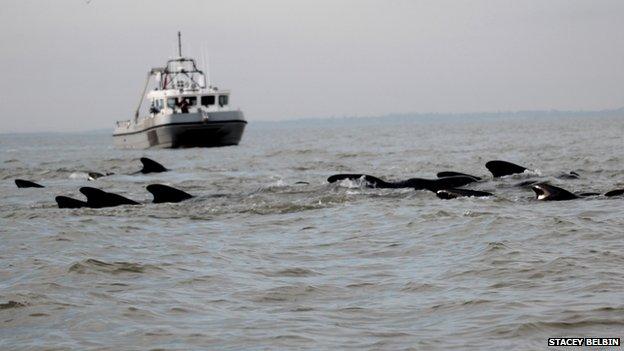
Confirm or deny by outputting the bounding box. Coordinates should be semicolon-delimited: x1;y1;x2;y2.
328;160;624;201
14;157;624;207
12;156;192;208
55;184;193;209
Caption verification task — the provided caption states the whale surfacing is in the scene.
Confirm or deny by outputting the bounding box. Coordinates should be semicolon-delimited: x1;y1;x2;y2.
327;174;477;190
604;189;624;197
531;183;578;201
486;160;528;178
327;174;389;187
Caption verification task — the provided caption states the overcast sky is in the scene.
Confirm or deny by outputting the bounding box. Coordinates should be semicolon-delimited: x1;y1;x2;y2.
1;0;623;132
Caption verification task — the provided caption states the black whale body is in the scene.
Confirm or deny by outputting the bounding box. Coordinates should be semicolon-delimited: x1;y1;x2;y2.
55;184;193;209
137;157;168;174
327;174;478;190
485;160;529;178
146;184;194;203
15;179;44;188
436;188;493;200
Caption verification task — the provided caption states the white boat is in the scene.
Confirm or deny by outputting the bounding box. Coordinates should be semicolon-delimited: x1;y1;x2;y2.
113;32;246;149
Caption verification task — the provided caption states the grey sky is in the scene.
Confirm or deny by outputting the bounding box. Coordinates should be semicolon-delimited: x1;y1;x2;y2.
1;0;623;132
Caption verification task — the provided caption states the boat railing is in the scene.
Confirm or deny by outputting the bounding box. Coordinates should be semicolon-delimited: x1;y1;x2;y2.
116;120;131;128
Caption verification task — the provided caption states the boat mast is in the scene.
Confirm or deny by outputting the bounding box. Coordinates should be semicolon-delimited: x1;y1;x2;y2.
177;31;182;57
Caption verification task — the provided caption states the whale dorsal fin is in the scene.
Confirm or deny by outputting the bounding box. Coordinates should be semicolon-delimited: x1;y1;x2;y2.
146;184;193;203
79;187;139;208
139;157;168;174
55;196;88;209
15;179;44;188
485;160;528;178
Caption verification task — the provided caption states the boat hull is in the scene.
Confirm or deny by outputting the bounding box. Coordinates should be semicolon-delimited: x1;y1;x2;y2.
113;111;246;149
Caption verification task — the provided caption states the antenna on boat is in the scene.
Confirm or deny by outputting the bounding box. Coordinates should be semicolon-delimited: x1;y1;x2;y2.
177;31;182;57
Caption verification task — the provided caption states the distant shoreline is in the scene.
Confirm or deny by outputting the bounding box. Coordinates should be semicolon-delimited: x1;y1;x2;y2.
2;107;622;135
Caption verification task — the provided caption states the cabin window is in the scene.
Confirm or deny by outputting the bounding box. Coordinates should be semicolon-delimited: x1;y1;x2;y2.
218;95;229;107
186;96;197;106
167;98;177;109
201;95;215;106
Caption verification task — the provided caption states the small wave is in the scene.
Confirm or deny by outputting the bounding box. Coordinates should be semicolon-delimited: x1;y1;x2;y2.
514;318;624;335
400;282;440;292
262;267;319;277
0;300;27;310
69;172;89;180
252;284;325;303
68;258;162;274
485;242;509;252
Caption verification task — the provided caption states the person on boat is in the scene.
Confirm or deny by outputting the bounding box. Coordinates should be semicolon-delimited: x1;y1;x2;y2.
149;103;160;114
178;98;190;113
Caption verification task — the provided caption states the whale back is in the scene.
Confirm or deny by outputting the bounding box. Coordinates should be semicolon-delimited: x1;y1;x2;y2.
327;174;390;188
437;171;481;181
485;160;528;178
436;188;493;200
604;189;624;197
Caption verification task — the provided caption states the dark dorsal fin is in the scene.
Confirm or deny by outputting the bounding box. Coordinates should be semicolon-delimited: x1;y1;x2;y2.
15;179;44;188
604;189;624;197
436;171;482;181
146;184;194;203
531;183;578;201
485;160;528;178
327;174;391;188
79;187;139;208
436;188;493;200
55;196;88;209
139;157;168;174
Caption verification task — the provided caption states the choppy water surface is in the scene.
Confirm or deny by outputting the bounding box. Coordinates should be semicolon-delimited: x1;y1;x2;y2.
1;115;624;350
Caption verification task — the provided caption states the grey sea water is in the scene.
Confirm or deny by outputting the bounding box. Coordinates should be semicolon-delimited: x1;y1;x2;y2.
1;114;624;350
